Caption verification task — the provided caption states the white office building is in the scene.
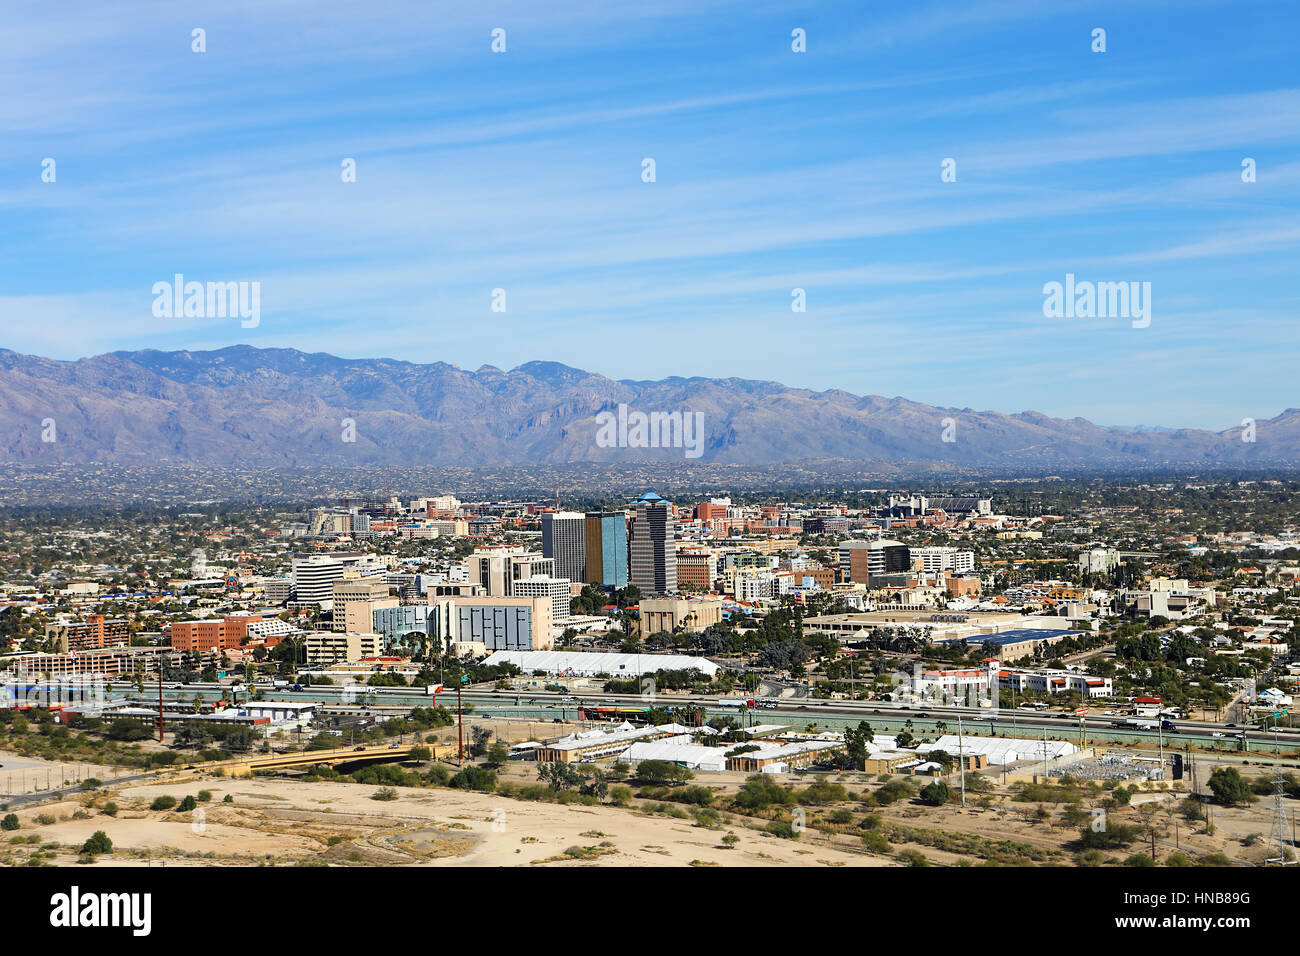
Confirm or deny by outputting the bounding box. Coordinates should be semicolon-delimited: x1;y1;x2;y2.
292;556;345;608
911;547;976;574
510;575;574;626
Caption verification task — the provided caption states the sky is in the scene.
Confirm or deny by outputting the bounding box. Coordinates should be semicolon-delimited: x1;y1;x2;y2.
1;0;1297;429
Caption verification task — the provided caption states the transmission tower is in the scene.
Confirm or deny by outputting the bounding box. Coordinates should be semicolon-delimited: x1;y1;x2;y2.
1268;767;1295;865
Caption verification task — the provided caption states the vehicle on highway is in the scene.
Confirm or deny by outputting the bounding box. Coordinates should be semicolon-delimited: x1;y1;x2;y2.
916;712;930;718
1160;719;1178;732
1212;732;1225;738
717;698;757;708
1120;717;1160;730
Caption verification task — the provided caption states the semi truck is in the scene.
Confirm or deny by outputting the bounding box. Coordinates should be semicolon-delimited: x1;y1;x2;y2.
1114;717;1160;730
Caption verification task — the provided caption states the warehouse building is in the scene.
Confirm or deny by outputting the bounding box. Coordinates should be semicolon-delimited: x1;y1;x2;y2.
917;734;1078;766
533;722;690;763
481;649;720;678
624;735;729;772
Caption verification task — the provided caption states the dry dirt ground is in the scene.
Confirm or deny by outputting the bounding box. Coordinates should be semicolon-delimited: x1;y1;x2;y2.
0;773;890;868
2;752;1291;867
0;748;128;796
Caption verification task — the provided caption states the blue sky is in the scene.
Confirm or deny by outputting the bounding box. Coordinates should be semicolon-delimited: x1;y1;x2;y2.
1;0;1297;429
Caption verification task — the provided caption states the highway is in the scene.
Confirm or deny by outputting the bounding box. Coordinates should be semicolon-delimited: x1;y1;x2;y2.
128;681;1300;755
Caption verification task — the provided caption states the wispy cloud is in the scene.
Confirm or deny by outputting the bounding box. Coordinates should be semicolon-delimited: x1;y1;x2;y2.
0;0;1297;429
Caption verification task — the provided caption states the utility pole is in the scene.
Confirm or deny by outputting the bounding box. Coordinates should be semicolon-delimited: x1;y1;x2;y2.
157;665;165;743
457;679;464;764
1010;684;1017;743
957;710;966;808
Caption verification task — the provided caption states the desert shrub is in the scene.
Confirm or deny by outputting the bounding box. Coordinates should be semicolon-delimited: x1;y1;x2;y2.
80;831;113;855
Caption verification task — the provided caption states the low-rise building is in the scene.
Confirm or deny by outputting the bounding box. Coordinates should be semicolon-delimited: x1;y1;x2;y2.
303;631;383;667
638;595;724;636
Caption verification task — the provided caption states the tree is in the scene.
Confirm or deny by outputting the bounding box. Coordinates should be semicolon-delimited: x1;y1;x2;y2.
0;814;18;831
632;760;694;786
469;726;492;758
580;770;609;801
486;742;509;767
106;718;150;742
1077;821;1138;850
920;781;952;806
734;774;797;810
80;830;113;855
1207;767;1255;807
448;766;497;792
538;762;585;791
842;721;875;769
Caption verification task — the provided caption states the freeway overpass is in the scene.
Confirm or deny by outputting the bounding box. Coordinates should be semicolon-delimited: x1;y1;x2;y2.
171;742;434;778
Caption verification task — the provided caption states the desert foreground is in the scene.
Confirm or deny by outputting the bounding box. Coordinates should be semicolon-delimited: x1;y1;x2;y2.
1;772;891;868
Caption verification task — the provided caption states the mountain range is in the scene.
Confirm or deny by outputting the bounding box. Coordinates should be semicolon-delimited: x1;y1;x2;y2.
0;345;1292;469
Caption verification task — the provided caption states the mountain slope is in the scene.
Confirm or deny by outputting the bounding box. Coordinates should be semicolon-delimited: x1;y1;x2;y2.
0;346;1292;468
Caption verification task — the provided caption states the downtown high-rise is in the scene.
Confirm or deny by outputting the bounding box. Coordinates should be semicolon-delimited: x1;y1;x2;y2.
628;493;676;595
541;512;587;584
584;511;628;589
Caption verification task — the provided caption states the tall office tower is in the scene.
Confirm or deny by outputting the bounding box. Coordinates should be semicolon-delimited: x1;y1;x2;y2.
584;511;628;589
628;493;676;595
292;555;346;607
541;512;587;583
